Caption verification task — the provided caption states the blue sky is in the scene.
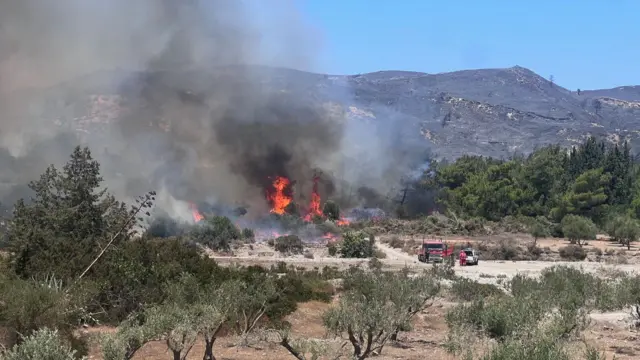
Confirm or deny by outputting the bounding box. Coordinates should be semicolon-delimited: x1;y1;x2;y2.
296;0;639;90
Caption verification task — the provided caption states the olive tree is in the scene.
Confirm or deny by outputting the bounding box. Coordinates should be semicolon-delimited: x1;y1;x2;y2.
529;221;550;246
230;276;279;344
324;269;440;359
144;304;197;360
101;320;156;360
607;215;640;250
194;280;244;360
262;328;330;360
561;215;597;247
1;328;83;360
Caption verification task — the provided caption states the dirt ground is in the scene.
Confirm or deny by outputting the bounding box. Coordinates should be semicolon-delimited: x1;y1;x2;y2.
84;300;640;360
83;233;640;359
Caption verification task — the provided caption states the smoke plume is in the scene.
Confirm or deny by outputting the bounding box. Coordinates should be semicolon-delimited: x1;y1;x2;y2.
0;0;422;219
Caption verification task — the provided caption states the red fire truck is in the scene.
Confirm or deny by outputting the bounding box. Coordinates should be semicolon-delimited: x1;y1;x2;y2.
417;238;453;263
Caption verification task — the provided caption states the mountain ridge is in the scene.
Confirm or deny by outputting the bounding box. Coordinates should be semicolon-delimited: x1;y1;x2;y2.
6;64;640;161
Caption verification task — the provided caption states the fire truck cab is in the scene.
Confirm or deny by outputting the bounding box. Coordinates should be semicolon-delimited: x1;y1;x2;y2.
418;238;453;263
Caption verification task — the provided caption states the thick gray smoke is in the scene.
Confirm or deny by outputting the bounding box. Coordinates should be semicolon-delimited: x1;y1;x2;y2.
0;0;420;220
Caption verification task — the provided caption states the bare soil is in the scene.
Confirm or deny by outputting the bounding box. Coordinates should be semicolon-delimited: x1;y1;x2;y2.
83;233;640;359
84;299;640;360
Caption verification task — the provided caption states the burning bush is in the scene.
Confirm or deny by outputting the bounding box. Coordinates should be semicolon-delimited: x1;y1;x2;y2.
339;231;375;258
272;235;304;255
188;215;241;252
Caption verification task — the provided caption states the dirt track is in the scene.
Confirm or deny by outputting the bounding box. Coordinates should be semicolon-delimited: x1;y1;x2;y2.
211;242;640;283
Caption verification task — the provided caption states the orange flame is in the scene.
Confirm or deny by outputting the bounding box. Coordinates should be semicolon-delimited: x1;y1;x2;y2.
336;218;350;226
189;203;204;223
303;175;322;221
267;176;292;215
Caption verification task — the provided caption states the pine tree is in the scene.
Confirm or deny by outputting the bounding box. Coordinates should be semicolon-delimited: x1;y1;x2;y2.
8;146;132;279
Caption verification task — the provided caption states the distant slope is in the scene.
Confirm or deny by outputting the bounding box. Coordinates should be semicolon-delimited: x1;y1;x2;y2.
8;65;640;161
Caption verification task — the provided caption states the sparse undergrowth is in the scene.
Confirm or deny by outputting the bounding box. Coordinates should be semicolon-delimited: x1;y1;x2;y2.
445;265;640;359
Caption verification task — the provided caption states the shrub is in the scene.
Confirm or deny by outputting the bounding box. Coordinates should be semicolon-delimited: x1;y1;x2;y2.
481;335;570;360
482;239;521;260
316;221;340;235
0;275;90;351
558;245;587;261
94;237;222;322
273;235;304;255
446;295;545;341
339;231;374;258
387;236;404;248
145;216;187;238
449;278;503;302
322;201;340;221
1;328;83;360
188;215;241;251
327;243;338;256
242;228;255;241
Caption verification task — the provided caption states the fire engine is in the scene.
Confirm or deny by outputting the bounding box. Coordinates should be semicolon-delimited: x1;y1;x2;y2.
417;238;453;263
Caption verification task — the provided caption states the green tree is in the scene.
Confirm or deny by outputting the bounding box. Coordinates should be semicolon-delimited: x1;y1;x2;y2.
529;221;550;246
101;320;155;360
560;215;597;247
552;168;610;222
607;215;640;250
144;304;197;360
339;231;374;258
189;215;241;252
7;146;143;280
322;200;340;221
273;235;304;255
324;270;439;359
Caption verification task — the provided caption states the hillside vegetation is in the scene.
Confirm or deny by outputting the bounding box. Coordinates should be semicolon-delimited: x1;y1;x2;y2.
1;142;640;359
392;136;640;248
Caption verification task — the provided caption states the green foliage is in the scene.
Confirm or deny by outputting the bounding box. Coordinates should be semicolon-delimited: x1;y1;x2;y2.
606;215;640;249
558;245;587;261
242;228;255;241
339;231;374;258
449;277;503;302
552;168;610;221
7;146;136;280
322;200;340;221
189;215;241;251
1;328;83;360
273;235;304;255
446;265;640;359
480;335;570;360
0;275;90;351
93;237;222;322
100;317;156;360
561;214;597;246
327;242;338;256
529;220;550;244
430;137;637;227
324;269;440;359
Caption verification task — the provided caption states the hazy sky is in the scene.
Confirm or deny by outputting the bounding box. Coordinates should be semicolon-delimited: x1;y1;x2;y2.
297;0;639;90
